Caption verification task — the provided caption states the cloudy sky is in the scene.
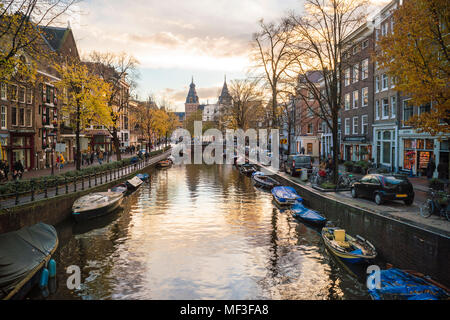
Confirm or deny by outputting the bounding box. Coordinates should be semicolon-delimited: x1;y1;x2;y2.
69;0;390;112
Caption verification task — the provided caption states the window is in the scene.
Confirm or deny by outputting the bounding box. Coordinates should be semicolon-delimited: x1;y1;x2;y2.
362;115;368;134
390;19;395;34
361;59;369;79
352;90;359;109
1;83;6;100
403;100;414;124
19;86;25;103
382;74;388;90
390;76;395;88
26;88;33;104
307;123;313;134
352;117;358;134
352;63;359;83
1;106;6;129
345;118;350;135
344;68;350;86
375;100;380;120
19;108;25;126
419;104;431;115
362;87;368;107
45;85;54;104
26;109;32;127
307;143;313;155
362;39;368;49
375;76;380;92
381;22;388;36
10;84;18;101
390;96;396;119
11;106;17;126
353;45;359;55
344;93;350;110
382;98;389;119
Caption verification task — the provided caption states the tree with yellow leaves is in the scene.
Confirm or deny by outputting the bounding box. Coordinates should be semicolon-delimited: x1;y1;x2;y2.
55;61;112;170
376;0;449;137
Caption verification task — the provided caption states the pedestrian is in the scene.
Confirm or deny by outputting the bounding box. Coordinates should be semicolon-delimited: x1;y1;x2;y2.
13;160;24;180
59;153;65;170
98;150;104;165
301;147;305;155
426;154;436;179
90;151;94;165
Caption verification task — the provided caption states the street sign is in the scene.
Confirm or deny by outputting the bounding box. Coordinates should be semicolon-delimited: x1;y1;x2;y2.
55;143;66;153
280;139;287;145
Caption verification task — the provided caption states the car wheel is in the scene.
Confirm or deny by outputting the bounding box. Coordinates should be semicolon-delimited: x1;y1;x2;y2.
351;187;357;198
374;193;383;205
404;198;414;206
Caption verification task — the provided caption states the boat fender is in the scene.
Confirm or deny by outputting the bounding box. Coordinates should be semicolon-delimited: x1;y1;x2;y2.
48;259;57;278
49;277;57;294
40;268;49;290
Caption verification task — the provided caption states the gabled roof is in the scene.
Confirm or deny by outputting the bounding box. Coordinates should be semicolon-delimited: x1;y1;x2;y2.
39;26;68;51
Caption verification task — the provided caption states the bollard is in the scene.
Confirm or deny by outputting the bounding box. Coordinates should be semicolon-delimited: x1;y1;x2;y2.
81;175;84;191
44;178;48;198
55;178;59;196
110;169;112;181
94;172;97;186
15;181;19;205
74;176;77;192
65;176;68;194
31;180;35;202
105;170;108;183
100;172;103;184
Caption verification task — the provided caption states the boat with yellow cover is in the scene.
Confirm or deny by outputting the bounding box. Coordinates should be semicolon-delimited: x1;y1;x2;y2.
157;159;172;168
321;227;377;264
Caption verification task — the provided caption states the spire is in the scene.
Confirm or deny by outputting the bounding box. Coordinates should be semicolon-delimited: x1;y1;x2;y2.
186;77;199;104
219;75;231;105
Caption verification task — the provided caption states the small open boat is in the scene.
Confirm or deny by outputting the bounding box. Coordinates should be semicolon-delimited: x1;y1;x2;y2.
136;173;149;181
110;183;128;195
321;227;377;264
271;186;302;206
239;164;256;176
157;160;172;168
368;268;449;300
126;176;144;191
0;223;58;300
252;174;280;189
72;192;124;221
291;201;326;226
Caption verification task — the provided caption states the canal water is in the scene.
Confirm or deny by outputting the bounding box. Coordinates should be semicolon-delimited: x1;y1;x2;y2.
39;164;371;300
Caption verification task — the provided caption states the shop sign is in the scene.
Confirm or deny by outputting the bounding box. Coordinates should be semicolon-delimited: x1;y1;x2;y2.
55;143;66;152
343;136;366;143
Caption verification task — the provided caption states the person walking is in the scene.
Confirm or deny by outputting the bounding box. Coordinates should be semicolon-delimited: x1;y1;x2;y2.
90;151;94;166
98;150;104;165
13;160;24;180
426;154;436;179
59;153;65;170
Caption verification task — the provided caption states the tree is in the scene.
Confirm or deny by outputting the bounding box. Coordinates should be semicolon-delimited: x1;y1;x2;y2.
252;18;298;128
87;51;140;160
288;0;368;183
376;0;449;136
0;0;78;81
223;78;264;130
55;61;112;170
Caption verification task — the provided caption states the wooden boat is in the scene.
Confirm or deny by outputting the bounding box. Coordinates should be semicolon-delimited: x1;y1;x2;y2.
252;174;280;189
157;160;172;168
239;164;256;176
110;183;128;195
72;192;124;222
136;173;149;181
321;227;377;264
0;223;58;300
368;268;449;300
126;176;144;191
271;186;302;206
291;202;326;226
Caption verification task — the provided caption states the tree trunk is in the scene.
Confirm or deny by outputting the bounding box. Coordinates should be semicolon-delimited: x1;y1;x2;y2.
112;127;122;161
332;112;339;184
75;104;81;171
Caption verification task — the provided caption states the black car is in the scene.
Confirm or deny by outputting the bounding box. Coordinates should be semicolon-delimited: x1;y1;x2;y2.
351;174;415;206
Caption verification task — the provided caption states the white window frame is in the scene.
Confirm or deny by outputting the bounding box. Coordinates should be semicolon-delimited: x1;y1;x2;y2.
382;98;389;119
362;87;368;107
344;93;350;110
362;40;368;50
352;63;359;83
344;68;350;86
375;76;380;92
375;100;380;120
402;99;413;125
1;83;7;100
352;117;358;135
11;84;18;102
390;76;395;88
1;105;6;129
352;90;359;109
382;73;388;91
381;22;388;36
345;118;350;135
390;96;396;119
361;59;369;79
361;115;368;135
26;108;32;127
26;87;33;104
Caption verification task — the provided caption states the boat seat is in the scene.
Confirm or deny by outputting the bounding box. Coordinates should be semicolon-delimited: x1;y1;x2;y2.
332;240;351;249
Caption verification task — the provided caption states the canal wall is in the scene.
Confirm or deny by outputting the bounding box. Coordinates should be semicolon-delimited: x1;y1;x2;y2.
0;153;169;234
270;170;450;287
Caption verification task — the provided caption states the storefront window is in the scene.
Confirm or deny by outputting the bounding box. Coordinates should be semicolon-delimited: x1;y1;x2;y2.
404;139;413;149
12;137;24;147
417;139;424;150
426;139;434;150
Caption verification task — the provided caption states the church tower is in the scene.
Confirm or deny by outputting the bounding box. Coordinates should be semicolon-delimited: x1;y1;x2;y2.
218;75;232;106
185;77;200;121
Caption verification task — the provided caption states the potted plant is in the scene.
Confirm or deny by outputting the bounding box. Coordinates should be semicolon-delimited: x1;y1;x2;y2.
344;161;353;172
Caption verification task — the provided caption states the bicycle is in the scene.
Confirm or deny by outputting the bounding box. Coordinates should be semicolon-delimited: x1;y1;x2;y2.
419;189;450;221
336;172;357;189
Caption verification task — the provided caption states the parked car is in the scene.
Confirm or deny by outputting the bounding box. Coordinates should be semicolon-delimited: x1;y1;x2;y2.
283;155;313;177
351;174;415;206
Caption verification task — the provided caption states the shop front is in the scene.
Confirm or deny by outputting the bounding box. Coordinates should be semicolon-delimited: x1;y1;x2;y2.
10;132;34;170
342;136;372;162
398;130;440;177
88;131;112;153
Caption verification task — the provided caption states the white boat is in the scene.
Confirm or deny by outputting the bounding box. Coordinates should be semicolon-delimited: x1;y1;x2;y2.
72;192;124;221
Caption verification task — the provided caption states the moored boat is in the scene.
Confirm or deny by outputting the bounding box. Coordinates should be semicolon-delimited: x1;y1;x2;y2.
368;268;449;300
136;173;149;181
72;192;124;221
271;186;302;206
321;227;377;264
252;174;280;189
291;202;326;226
126;176;144;191
110;183;128;195
239;164;256;176
157;160;172;168
0;223;58;300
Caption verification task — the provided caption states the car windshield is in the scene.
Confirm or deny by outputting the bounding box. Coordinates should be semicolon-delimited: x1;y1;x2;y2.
294;156;310;163
382;176;408;186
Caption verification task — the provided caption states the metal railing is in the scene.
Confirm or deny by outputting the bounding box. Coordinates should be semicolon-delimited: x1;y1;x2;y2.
0;150;171;210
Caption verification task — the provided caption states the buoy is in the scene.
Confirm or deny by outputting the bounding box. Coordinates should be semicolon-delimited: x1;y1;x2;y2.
39;268;49;289
48;259;56;278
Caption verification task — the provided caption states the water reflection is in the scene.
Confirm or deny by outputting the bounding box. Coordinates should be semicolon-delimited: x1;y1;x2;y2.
43;164;369;300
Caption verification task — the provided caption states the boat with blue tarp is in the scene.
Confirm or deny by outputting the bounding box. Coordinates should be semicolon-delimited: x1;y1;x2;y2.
321;227;377;264
136;173;149;181
0;223;58;300
271;186;302;206
291;201;327;226
368;268;449;300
